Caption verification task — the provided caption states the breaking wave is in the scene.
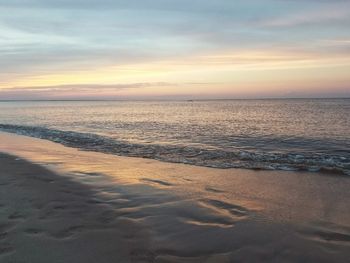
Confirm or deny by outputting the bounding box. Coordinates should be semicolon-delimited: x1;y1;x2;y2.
0;124;349;175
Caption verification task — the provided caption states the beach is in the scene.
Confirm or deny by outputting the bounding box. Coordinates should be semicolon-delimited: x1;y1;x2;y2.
0;131;349;262
1;0;350;261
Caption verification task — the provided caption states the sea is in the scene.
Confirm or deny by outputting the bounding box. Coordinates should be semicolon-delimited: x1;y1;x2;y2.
0;99;349;175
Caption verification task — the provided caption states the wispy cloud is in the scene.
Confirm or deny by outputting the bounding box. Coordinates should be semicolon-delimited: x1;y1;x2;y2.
0;83;177;100
0;0;349;98
260;4;350;28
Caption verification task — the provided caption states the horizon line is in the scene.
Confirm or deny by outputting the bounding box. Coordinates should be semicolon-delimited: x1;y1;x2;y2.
0;97;349;102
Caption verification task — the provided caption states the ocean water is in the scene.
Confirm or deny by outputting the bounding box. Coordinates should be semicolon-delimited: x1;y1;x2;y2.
0;99;349;175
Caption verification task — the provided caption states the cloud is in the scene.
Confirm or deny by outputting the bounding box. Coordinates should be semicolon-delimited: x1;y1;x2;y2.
0;0;349;98
0;0;240;13
0;82;177;100
259;3;350;28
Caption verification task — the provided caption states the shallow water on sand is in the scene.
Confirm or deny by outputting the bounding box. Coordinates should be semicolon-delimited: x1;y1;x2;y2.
1;132;350;262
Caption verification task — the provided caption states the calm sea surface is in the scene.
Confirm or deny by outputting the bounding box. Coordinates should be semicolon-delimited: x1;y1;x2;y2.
0;99;349;174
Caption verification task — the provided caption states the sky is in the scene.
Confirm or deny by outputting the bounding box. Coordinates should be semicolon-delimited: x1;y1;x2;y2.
0;0;349;100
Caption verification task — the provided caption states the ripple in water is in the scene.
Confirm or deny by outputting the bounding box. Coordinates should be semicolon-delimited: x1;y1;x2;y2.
0;99;349;175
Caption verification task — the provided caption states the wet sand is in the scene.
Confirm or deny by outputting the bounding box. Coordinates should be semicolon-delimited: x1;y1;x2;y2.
0;132;349;262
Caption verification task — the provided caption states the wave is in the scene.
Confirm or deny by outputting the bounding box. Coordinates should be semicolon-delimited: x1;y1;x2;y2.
0;124;349;175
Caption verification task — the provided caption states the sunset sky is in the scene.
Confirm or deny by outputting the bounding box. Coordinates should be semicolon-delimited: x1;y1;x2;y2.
0;0;349;99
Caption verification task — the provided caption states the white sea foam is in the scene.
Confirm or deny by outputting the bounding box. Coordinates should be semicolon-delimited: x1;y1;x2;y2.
0;123;349;175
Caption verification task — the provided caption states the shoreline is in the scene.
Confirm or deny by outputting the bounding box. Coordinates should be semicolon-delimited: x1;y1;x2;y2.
1;132;350;262
1;124;348;176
